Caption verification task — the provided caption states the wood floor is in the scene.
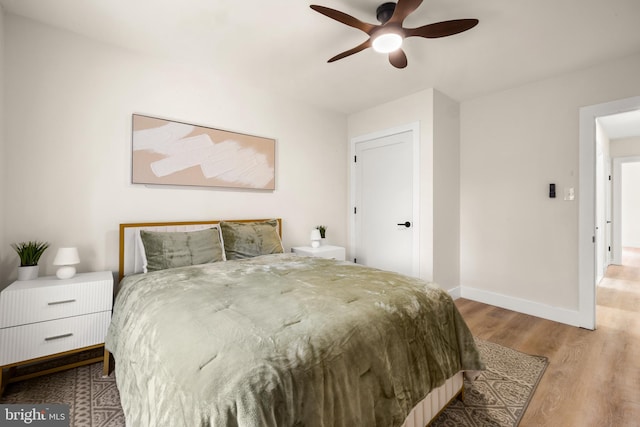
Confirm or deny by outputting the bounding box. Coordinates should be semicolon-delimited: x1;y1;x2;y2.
455;247;640;427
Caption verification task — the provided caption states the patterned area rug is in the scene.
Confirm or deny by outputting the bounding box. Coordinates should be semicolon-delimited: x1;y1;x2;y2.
1;339;546;427
431;338;548;427
0;349;123;427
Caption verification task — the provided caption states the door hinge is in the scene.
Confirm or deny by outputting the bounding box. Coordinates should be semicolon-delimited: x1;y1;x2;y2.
354;207;357;214
609;175;612;181
608;246;611;252
354;258;357;263
354;155;357;163
592;236;595;243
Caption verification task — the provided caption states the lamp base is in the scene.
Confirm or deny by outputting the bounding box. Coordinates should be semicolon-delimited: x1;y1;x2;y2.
311;240;320;248
56;265;77;280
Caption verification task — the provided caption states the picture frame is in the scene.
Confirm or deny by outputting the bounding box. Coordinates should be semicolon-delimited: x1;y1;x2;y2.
131;114;276;190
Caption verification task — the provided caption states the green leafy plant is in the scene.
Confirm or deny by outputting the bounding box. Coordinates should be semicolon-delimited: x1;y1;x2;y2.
11;241;50;266
316;225;327;239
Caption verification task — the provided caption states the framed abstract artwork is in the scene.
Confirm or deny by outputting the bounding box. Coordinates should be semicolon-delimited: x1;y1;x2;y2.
131;114;276;190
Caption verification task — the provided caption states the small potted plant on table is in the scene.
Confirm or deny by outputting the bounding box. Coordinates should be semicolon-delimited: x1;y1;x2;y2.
316;225;327;245
11;241;50;281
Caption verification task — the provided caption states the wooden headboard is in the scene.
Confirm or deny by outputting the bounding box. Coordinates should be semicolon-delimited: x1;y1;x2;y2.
119;218;282;280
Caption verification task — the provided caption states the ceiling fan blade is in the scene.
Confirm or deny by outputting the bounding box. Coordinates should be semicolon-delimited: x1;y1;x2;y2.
405;19;479;38
388;0;424;25
388;49;408;69
310;5;376;34
328;39;373;63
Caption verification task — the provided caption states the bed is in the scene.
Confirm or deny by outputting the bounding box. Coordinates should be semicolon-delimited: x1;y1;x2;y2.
106;219;483;426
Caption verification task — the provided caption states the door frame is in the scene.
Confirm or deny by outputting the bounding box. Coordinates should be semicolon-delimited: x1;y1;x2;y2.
595;140;608;283
350;122;421;276
612;156;640;265
578;95;640;330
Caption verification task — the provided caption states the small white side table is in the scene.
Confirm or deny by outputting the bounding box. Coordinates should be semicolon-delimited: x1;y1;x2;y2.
0;271;113;395
291;245;346;261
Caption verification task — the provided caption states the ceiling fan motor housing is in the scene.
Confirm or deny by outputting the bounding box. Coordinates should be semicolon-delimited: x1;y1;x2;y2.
376;2;396;24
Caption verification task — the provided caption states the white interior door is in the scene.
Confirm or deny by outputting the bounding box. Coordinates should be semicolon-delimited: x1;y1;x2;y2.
352;125;419;277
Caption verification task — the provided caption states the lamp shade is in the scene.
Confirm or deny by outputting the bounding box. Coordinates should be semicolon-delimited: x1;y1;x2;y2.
53;247;80;280
310;229;322;248
53;247;80;266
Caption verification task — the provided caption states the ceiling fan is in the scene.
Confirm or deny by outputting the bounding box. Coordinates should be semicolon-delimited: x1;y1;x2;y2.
310;0;478;69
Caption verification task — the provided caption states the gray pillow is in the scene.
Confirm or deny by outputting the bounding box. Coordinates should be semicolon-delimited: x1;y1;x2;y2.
140;228;224;272
220;220;284;260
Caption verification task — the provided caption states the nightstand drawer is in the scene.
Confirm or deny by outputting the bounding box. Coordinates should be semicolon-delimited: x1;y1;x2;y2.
0;311;111;365
292;245;346;261
0;272;113;328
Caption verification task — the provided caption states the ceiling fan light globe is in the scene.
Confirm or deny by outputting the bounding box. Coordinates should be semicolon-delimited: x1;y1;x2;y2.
372;33;403;53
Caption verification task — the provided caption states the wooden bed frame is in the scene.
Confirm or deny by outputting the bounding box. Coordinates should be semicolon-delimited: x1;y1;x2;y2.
118;218;282;281
110;218;463;427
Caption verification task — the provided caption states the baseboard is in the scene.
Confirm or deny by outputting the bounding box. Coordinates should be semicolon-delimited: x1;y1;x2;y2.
459;285;581;327
447;286;462;300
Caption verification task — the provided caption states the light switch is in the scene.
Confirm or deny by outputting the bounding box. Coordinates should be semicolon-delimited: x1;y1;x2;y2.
564;187;575;201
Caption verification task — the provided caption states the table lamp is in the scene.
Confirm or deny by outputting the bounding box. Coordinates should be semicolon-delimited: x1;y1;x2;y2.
53;247;80;279
310;229;322;248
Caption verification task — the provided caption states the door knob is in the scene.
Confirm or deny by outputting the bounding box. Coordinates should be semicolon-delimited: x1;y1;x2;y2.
397;221;411;228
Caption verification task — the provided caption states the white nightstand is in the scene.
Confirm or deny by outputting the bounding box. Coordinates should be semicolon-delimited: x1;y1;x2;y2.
291;245;346;261
0;271;113;394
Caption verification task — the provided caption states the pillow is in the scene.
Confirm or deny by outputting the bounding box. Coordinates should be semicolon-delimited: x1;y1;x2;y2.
134;230;149;273
140;227;225;272
220;219;284;260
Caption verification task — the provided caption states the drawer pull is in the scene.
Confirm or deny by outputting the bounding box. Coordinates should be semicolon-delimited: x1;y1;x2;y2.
45;333;73;341
48;299;77;305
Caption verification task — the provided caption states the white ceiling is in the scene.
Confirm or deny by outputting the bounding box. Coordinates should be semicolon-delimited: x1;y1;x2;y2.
1;0;640;115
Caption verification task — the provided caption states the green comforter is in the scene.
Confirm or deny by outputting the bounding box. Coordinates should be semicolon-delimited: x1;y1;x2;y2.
106;254;483;426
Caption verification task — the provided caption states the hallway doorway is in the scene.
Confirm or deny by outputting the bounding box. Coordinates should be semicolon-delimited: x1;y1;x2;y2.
621;247;640;269
599;247;640;313
579;95;640;329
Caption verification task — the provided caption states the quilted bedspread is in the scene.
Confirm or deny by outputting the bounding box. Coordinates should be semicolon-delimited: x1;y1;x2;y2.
106;254;483;426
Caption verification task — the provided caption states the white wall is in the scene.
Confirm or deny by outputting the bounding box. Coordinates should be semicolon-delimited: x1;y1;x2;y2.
1;15;348;284
347;89;461;290
0;7;5;287
595;121;611;280
460;52;640;322
622;162;640;248
610;136;640;255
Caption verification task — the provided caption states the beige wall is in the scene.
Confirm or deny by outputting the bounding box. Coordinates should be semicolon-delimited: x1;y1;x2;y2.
1;15;348;284
433;90;461;291
347;89;462;290
610;136;640;157
460;52;640;320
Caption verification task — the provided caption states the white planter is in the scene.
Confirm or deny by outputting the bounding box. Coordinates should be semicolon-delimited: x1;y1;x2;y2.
17;265;39;281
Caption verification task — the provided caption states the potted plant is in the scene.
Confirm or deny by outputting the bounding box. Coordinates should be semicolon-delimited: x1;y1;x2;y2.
11;241;50;281
316;225;327;245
